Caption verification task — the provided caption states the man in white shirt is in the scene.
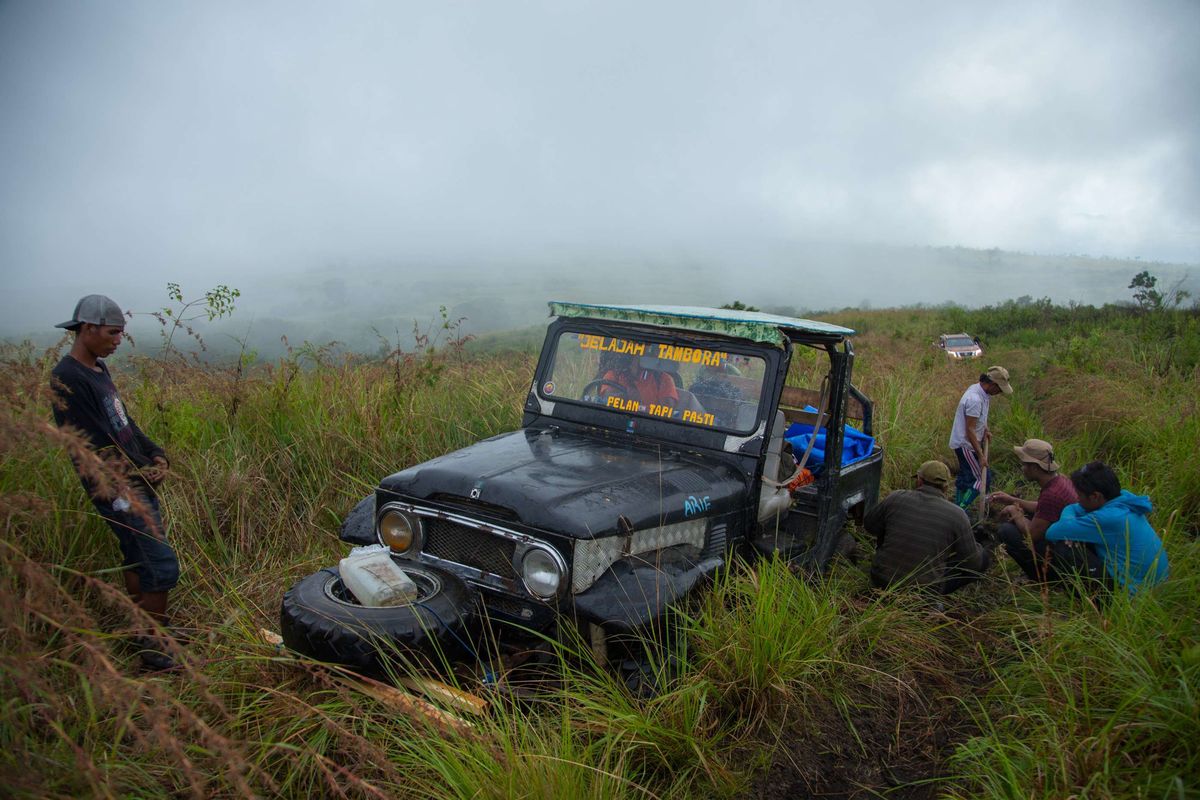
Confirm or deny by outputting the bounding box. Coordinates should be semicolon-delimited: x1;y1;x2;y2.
949;365;1012;509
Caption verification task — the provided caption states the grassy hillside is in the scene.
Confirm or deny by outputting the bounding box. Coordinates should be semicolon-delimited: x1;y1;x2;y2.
1;303;1196;798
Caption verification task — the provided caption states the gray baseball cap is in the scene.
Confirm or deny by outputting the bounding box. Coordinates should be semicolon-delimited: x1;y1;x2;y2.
55;295;126;330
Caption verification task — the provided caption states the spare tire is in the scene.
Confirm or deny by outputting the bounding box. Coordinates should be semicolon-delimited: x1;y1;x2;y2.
280;561;472;674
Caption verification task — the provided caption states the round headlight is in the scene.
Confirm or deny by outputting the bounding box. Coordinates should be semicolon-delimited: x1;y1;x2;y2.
378;509;418;554
521;547;563;599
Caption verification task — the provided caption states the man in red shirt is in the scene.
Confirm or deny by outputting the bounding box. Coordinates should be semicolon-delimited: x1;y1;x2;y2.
991;438;1101;585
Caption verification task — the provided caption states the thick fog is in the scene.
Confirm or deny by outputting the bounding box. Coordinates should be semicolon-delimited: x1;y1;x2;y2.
1;1;1197;344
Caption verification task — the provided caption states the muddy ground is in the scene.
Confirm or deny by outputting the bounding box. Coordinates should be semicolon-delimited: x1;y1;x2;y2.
746;678;979;799
746;535;1003;799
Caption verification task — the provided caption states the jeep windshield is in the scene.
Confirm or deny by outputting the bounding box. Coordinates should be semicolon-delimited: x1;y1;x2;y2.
541;329;768;433
944;336;975;348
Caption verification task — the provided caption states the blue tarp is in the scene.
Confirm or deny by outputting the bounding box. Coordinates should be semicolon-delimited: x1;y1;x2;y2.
785;411;875;472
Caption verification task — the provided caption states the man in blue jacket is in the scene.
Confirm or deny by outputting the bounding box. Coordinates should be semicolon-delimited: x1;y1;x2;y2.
1046;461;1169;594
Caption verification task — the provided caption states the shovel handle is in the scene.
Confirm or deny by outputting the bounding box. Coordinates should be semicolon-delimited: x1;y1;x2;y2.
977;439;989;520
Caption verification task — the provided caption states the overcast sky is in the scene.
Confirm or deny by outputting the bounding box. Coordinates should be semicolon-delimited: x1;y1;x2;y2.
1;0;1197;332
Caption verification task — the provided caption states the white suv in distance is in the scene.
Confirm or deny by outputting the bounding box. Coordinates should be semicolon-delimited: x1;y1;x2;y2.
937;333;982;359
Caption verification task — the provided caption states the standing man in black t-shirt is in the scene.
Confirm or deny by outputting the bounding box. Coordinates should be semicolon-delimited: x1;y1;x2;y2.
50;295;180;670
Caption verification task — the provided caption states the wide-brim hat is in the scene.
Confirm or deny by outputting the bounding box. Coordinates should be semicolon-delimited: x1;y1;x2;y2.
56;295;125;330
1013;438;1059;472
986;365;1012;394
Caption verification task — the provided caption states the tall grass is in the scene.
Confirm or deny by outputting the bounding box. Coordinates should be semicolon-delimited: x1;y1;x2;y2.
946;535;1199;798
1;303;1197;798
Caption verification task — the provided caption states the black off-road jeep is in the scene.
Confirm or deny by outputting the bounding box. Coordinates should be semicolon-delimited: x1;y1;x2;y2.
281;303;882;680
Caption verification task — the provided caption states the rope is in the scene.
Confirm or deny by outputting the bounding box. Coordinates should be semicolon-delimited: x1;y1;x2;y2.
762;373;830;489
414;600;480;662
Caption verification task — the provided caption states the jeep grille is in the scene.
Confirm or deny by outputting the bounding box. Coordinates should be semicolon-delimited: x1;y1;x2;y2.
423;518;518;579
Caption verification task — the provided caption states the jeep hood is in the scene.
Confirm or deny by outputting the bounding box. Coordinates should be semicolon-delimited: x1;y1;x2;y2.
379;428;748;539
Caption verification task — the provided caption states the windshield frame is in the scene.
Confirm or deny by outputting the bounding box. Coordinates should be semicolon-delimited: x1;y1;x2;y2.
532;319;778;439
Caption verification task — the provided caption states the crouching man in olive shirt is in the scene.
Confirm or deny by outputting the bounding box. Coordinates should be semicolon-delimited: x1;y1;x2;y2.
866;460;990;594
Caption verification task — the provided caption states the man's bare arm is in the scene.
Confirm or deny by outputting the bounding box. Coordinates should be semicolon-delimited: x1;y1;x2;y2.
964;414;987;467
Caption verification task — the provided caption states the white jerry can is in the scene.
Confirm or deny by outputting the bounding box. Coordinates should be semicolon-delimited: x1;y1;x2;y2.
339;544;419;607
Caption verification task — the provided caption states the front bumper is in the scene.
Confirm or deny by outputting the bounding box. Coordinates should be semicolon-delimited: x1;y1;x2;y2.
570;549;724;634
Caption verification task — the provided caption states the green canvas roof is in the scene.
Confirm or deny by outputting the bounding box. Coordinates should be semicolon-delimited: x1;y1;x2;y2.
548;302;855;346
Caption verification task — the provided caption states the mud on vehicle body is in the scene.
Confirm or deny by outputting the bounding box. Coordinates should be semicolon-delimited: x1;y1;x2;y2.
282;303;883;678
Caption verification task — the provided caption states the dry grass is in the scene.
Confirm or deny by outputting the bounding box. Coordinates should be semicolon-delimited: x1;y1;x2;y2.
1033;366;1151;438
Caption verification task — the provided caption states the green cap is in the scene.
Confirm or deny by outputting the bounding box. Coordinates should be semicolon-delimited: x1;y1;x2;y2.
915;460;952;490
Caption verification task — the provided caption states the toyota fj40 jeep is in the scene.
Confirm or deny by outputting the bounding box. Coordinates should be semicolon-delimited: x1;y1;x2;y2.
281;303;882;679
